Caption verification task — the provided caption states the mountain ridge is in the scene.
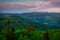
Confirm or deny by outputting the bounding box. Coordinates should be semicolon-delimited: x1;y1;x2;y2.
0;12;60;30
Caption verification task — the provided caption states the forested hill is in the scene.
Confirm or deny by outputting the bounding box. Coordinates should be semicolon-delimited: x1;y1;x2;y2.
0;12;60;30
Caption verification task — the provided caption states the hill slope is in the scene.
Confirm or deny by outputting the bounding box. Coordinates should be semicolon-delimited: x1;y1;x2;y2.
0;12;60;30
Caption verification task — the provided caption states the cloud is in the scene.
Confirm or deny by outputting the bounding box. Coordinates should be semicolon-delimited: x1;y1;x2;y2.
0;3;37;13
44;8;60;12
49;1;60;7
38;0;60;1
0;1;60;13
0;4;37;10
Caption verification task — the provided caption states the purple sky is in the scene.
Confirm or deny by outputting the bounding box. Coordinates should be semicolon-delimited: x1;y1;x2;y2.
0;0;60;13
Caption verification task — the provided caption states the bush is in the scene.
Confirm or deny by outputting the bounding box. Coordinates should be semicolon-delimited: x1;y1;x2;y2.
18;35;30;40
0;35;7;40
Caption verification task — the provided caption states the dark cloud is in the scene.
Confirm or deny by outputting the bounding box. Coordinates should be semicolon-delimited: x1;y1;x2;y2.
38;0;60;1
0;4;36;9
50;1;60;7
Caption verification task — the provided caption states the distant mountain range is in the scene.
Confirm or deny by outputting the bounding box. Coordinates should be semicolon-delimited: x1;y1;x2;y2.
0;12;60;30
19;12;60;25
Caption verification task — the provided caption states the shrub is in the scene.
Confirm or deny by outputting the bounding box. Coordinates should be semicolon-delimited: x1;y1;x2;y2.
0;35;7;40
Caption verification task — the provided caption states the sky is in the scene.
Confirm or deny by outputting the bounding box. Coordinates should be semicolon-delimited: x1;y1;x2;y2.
0;0;60;13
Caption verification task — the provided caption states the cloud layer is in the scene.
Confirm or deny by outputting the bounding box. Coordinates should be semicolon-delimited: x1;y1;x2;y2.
0;0;60;13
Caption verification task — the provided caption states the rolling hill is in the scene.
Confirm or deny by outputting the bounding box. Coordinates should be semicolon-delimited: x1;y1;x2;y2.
0;12;60;30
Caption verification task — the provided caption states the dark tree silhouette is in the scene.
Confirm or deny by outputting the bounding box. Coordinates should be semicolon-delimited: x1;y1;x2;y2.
43;31;50;40
0;27;2;35
5;19;16;40
9;27;16;40
0;21;3;35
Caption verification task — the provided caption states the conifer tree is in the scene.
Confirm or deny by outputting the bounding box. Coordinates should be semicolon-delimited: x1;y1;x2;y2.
43;31;50;40
0;21;3;35
5;19;16;40
0;27;2;34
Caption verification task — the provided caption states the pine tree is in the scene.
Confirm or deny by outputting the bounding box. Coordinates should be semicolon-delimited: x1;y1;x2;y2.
0;21;3;35
0;27;2;34
5;19;16;40
43;31;50;40
9;27;16;40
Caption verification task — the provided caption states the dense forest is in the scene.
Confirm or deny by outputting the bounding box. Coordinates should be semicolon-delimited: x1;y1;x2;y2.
0;17;60;40
0;13;60;40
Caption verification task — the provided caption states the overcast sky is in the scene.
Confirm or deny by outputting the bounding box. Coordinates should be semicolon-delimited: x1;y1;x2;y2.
0;0;60;13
